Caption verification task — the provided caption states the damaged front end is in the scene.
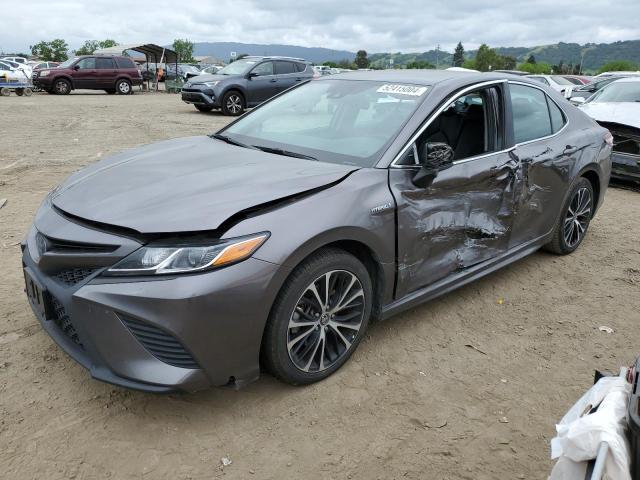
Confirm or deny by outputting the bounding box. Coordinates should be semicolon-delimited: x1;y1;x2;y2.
598;121;640;183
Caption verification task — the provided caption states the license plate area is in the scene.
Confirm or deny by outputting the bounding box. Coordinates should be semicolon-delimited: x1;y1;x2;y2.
24;268;52;322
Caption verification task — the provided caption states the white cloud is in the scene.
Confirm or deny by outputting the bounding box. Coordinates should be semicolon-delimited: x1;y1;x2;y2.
1;0;638;54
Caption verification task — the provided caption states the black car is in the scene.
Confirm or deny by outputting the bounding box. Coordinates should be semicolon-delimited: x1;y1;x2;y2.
181;56;313;115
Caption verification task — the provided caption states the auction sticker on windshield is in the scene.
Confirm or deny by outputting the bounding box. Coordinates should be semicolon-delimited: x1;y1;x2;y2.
377;84;428;96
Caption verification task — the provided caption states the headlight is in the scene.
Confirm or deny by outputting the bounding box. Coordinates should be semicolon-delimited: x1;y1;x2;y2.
39;70;50;77
104;233;269;276
203;81;219;88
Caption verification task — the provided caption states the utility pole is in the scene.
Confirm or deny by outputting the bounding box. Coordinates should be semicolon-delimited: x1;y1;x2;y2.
579;50;586;75
436;44;440;69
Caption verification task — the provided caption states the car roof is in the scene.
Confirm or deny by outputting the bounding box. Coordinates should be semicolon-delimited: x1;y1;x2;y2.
244;56;309;62
610;76;640;83
323;69;526;87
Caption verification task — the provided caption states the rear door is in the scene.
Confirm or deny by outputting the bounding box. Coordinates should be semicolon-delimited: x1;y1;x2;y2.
389;82;521;298
72;57;97;88
247;61;278;105
274;60;299;92
506;82;581;248
95;57;117;88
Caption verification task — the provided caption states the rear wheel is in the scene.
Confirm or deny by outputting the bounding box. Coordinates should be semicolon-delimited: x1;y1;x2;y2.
221;91;244;116
53;78;71;95
544;177;594;255
262;249;372;385
116;79;131;95
195;105;214;112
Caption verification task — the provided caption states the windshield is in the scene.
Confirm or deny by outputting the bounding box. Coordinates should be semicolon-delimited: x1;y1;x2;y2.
223;79;429;167
217;58;259;75
589;81;640;103
58;57;78;68
551;76;574;86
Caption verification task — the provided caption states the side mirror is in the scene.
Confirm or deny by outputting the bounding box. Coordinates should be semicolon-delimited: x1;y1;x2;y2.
412;142;454;188
247;72;259;79
73;65;80;71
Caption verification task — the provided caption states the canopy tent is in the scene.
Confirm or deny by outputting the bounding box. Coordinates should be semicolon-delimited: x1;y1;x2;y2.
94;43;179;91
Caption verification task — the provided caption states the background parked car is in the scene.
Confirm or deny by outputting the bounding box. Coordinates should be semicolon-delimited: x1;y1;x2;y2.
0;58;32;78
568;75;629;103
139;62;167;81
525;74;574;97
181;56;313;115
32;61;60;71
562;75;592;85
165;64;201;81
1;56;29;65
577;77;640;183
0;60;28;82
32;55;142;95
198;65;223;75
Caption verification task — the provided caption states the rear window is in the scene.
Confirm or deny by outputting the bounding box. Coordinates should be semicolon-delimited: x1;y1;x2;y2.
294;63;308;73
115;57;136;69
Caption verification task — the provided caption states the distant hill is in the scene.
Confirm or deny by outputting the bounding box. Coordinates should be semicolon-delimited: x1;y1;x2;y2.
192;42;355;63
370;40;640;72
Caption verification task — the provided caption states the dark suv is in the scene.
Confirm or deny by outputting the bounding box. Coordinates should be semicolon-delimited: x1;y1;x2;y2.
181;56;313;115
33;55;143;95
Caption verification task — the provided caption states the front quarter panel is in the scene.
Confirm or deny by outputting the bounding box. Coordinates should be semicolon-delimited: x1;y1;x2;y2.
222;168;397;304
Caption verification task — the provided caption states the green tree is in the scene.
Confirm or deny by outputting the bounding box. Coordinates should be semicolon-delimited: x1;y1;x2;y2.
354;50;369;69
462;59;477;70
406;60;435;69
526;54;536;64
74;39;118;56
517;62;552;74
452;42;465;67
30;39;69;62
597;60;639;74
337;59;354;69
474;44;504;71
172;38;195;63
502;56;517;70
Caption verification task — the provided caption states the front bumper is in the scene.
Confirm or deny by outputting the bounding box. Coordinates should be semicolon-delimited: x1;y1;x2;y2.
181;88;218;107
611;152;640;183
22;207;287;392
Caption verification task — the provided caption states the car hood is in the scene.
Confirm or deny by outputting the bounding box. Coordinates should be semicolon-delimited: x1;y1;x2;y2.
579;102;640;129
51;136;358;234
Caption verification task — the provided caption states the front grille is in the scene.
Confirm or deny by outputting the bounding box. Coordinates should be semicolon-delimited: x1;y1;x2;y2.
37;232;118;254
54;268;98;286
51;296;84;348
120;316;200;369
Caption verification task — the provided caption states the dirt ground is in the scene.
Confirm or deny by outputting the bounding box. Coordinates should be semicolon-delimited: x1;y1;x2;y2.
1;91;639;480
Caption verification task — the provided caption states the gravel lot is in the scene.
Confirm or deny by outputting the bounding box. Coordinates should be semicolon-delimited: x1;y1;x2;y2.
1;91;639;480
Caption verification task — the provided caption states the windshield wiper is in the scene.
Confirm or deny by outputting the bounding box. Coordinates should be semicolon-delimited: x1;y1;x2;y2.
252;145;317;161
210;133;257;149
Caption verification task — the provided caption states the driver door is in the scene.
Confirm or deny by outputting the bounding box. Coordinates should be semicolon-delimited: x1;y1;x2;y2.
389;84;521;298
247;61;278;105
72;57;98;89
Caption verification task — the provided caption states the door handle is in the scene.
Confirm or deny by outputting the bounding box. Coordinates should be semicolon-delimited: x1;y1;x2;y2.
563;145;579;155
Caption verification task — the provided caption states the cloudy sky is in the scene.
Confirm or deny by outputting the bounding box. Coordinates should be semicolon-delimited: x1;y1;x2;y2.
2;0;639;54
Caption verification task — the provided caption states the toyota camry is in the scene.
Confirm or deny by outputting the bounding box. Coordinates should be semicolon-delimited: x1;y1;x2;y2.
22;71;612;392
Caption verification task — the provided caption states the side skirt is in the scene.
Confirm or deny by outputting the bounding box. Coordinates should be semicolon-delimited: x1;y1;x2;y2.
381;233;552;320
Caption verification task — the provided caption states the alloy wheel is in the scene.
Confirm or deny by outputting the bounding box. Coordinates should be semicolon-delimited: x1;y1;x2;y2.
563;187;592;248
118;81;131;94
226;95;242;114
287;270;365;373
55;81;69;94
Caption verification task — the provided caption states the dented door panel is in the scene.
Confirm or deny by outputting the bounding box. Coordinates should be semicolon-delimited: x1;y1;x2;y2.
508;129;588;248
390;152;521;298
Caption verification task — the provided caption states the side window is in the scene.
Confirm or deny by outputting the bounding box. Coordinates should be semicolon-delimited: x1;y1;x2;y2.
397;87;500;165
76;58;96;69
294;62;307;73
96;57;115;69
546;97;566;133
275;61;296;75
509;84;553;143
0;63;7;70
251;61;274;76
115;57;136;69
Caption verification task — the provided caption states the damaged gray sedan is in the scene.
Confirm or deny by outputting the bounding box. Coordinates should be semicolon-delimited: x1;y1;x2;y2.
23;71;612;392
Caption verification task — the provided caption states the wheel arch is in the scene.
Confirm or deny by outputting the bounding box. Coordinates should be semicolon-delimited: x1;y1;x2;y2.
579;167;601;214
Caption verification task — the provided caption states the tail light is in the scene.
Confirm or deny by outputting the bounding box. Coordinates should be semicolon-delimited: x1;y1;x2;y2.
604;131;614;147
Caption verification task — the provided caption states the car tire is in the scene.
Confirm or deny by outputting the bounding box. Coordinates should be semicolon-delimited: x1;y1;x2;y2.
53;78;71;95
195;105;214;112
116;79;132;95
262;248;372;385
221;91;245;116
543;177;594;255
